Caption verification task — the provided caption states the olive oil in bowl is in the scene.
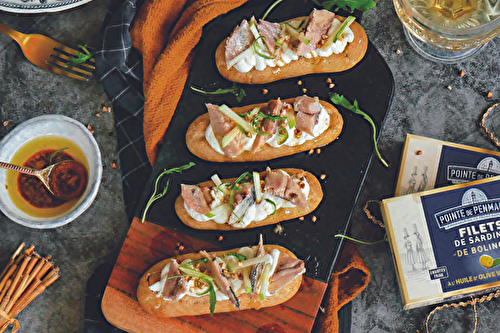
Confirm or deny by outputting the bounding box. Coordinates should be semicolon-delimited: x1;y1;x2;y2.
5;136;88;218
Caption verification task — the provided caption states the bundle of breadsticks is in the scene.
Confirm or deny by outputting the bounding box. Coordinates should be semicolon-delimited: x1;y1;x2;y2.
0;243;59;333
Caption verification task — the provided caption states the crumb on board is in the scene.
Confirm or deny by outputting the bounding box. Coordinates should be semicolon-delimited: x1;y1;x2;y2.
396;49;401;54
308;149;314;155
447;85;452;90
96;113;100;117
487;92;493;98
101;104;112;113
87;125;94;134
326;78;332;84
320;174;326;180
274;224;284;235
112;163;117;169
329;83;335;89
299;216;305;221
218;236;224;241
262;89;268;94
302;88;307;93
3;121;8;127
460;70;465;77
312;216;317;223
315;148;321;154
297;80;302;85
416;150;423;155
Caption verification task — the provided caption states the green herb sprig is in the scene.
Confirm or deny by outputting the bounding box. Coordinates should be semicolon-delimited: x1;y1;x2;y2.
141;162;196;223
262;0;375;20
330;93;390;168
334;233;388;245
262;0;285;20
48;147;69;165
178;266;217;316
310;0;376;13
190;84;246;103
65;44;95;69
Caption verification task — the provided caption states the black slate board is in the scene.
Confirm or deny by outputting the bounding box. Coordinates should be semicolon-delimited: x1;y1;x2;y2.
137;0;394;283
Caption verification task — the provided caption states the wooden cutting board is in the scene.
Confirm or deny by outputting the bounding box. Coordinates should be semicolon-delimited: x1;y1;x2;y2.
101;217;328;333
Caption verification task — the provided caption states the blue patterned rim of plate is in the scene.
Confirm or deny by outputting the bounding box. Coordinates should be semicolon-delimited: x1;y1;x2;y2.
0;0;92;13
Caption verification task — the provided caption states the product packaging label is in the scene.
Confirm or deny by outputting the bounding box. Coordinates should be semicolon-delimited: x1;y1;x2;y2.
384;134;500;309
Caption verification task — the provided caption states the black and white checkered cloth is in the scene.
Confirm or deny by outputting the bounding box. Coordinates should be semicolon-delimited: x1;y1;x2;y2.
85;1;152;332
95;0;151;221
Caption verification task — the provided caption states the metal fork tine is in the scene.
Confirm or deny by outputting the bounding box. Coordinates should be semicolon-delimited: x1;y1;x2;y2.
45;60;92;81
45;65;91;81
0;23;95;80
52;52;95;70
55;44;81;57
49;58;93;77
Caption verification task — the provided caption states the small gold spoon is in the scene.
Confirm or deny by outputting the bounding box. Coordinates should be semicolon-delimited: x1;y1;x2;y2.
0;160;87;200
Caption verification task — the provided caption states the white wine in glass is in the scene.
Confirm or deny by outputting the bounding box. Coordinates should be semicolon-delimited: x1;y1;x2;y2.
393;0;500;62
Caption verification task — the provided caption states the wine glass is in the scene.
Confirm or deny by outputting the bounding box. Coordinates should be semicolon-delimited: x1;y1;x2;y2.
393;0;500;63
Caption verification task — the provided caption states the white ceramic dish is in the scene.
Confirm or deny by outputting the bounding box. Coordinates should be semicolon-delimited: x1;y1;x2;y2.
0;114;102;229
0;0;92;14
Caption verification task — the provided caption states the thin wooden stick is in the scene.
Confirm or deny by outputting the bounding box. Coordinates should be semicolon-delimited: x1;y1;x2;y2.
22;245;34;258
0;245;59;332
0;281;11;307
24;257;45;289
0;266;16;303
36;257;53;281
22;256;39;280
9;268;60;319
0;256;30;311
5;274;29;314
8;278;42;320
9;259;52;315
0;244;24;283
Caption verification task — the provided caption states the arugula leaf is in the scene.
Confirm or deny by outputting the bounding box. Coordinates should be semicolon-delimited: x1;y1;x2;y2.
141;162;196;223
190;84;246;102
330;93;390;168
310;0;376;13
65;45;95;69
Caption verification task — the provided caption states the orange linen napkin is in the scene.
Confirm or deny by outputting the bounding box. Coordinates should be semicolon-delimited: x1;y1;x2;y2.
130;0;249;166
317;241;371;332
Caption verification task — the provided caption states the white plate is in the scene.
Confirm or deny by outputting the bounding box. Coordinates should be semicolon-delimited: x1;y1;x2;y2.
0;115;102;229
0;0;92;14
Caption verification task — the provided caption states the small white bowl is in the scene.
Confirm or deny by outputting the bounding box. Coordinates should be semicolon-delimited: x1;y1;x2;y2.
0;115;102;229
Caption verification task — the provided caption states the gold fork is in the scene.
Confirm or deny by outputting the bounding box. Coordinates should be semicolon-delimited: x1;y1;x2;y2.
0;22;95;81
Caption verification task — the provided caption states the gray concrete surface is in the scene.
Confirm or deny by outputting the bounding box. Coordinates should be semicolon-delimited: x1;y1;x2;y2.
0;1;125;332
0;0;499;332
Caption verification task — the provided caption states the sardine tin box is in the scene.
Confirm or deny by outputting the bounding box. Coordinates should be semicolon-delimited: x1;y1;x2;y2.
381;134;500;309
395;134;500;197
